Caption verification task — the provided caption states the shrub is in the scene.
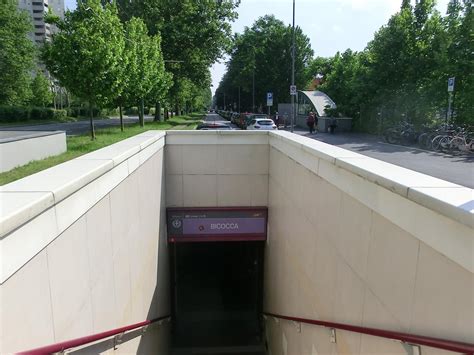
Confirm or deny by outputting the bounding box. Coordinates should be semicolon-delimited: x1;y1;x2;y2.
0;106;30;122
0;106;69;122
67;106;100;118
124;106;138;115
53;109;67;120
101;107;119;116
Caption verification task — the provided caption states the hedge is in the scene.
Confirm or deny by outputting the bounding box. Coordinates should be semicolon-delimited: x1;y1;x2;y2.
66;107;101;118
0;106;68;123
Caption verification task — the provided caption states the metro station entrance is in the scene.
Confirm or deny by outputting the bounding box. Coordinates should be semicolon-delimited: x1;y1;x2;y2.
167;208;267;354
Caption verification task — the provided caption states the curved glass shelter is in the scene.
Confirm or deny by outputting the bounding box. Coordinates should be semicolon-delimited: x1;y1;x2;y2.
297;90;336;117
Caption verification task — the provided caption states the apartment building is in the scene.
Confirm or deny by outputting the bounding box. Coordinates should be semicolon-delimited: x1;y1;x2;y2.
17;0;64;44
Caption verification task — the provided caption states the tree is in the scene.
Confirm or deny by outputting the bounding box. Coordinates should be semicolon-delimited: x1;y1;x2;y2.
43;0;125;139
116;0;239;115
0;0;35;105
444;0;474;124
30;72;53;107
120;17;169;127
215;15;313;112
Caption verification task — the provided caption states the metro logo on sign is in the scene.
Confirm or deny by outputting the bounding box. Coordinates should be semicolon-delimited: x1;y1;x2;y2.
167;207;268;242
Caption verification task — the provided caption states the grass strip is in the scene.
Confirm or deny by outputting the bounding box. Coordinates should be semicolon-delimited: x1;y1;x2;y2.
0;113;203;185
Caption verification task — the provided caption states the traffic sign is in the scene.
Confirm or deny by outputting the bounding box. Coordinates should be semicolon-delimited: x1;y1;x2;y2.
290;85;297;96
267;92;273;106
448;77;455;92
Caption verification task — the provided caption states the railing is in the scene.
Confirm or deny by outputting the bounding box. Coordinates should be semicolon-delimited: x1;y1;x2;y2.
17;315;171;355
263;312;474;354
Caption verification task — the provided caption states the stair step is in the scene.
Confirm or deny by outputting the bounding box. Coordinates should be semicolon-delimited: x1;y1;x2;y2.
172;345;265;355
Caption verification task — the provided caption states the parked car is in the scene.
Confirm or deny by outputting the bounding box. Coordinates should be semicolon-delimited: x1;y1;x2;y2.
244;114;269;129
196;122;233;130
246;118;277;130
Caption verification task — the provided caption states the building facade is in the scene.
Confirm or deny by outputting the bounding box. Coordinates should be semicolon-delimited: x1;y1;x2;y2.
17;0;64;44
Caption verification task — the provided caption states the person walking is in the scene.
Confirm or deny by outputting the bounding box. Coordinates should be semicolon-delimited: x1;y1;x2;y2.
329;116;338;134
306;112;316;134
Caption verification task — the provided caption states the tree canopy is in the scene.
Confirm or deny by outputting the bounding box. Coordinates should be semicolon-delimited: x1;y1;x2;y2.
30;72;53;107
115;0;240;113
312;0;473;128
215;15;313;112
0;0;36;105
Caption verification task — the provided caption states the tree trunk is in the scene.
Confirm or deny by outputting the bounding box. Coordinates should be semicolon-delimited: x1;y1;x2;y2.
89;101;96;140
119;102;124;132
154;102;161;122
139;98;145;127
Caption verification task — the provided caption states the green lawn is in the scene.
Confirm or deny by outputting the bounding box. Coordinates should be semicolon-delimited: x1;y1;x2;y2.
0;113;203;185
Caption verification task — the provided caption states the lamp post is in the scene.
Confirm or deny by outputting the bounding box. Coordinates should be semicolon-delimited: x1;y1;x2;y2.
291;0;296;132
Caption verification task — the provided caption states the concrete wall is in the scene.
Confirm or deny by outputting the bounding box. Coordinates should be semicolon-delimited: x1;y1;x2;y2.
0;131;169;354
1;130;472;354
164;131;269;208
264;131;473;355
0;131;67;173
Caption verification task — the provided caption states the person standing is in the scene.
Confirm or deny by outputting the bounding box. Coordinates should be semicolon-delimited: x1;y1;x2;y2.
306;112;315;134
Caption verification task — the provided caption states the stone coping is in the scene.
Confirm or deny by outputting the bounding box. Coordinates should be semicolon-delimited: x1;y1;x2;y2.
269;131;473;230
0;130;65;144
0;131;165;239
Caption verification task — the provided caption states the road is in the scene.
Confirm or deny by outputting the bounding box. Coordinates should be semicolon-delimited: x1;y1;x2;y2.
0;116;155;136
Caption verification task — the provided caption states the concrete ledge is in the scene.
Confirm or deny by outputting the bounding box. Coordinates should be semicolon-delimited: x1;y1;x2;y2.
269;131;473;272
165;130;269;145
0;131;66;173
270;131;473;229
0;131;165;283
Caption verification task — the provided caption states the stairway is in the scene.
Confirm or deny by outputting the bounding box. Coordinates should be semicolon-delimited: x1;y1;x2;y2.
171;344;266;355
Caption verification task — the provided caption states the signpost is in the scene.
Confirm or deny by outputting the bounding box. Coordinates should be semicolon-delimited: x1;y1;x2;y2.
167;207;268;242
267;92;273;116
446;77;455;124
290;85;297;96
448;77;455;92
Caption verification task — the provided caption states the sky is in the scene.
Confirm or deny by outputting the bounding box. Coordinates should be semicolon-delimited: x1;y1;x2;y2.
64;0;451;95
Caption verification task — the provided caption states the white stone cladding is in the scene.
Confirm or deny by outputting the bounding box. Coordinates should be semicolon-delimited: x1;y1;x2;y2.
0;130;472;354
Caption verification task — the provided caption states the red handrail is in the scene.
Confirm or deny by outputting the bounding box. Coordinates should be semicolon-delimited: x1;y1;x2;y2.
263;312;474;354
16;315;171;355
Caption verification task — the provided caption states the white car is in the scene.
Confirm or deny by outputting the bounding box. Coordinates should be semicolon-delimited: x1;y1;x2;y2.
246;118;277;130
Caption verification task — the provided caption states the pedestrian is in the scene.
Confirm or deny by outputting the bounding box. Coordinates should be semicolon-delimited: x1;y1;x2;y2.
329;116;338;134
306;111;315;134
274;111;279;128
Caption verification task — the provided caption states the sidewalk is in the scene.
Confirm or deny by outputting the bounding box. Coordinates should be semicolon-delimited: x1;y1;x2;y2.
283;128;474;189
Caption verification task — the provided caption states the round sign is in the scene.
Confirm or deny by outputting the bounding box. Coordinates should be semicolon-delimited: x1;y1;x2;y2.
172;219;182;229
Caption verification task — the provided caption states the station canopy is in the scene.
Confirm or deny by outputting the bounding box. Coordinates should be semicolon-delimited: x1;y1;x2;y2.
299;90;337;117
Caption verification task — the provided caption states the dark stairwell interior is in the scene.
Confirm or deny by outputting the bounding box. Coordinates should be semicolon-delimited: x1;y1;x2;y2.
170;241;266;355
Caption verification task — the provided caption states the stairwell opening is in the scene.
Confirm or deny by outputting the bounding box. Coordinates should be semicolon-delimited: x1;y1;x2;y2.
170;241;265;354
